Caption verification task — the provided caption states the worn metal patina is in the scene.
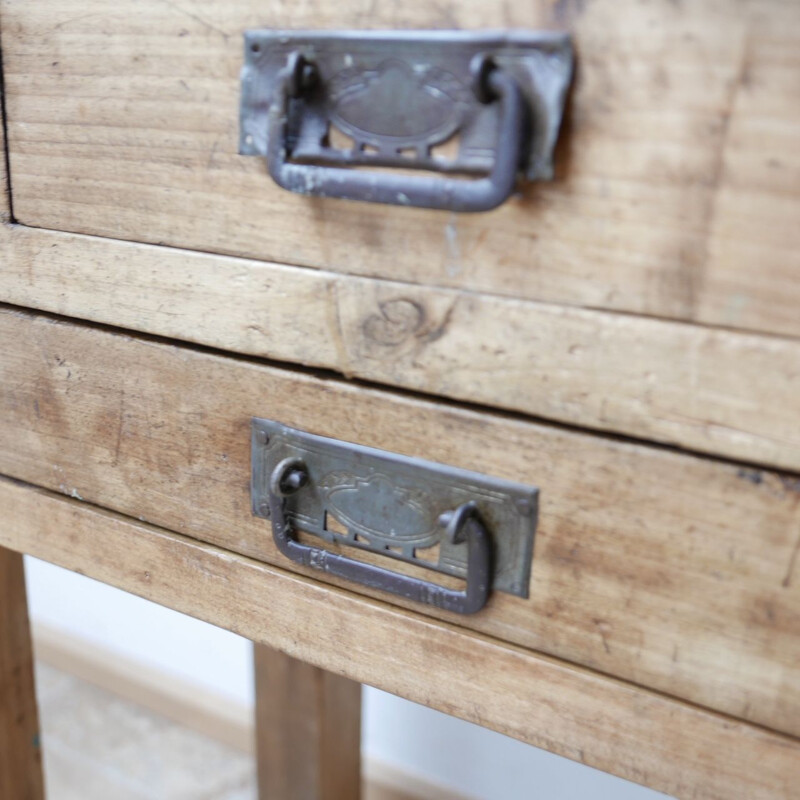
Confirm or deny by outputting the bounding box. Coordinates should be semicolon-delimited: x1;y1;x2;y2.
251;418;539;613
240;30;573;211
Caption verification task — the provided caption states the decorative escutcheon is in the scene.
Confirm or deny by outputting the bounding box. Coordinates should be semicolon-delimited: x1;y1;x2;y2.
251;419;539;614
239;30;573;212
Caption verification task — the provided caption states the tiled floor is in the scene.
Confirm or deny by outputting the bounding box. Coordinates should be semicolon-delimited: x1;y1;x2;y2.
36;663;257;800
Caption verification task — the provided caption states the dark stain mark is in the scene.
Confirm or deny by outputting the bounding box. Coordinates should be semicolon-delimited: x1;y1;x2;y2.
552;0;587;26
737;468;763;485
753;597;777;625
779;475;800;495
362;299;424;347
592;617;612;654
543;597;565;619
419;302;455;344
361;296;458;352
782;528;800;589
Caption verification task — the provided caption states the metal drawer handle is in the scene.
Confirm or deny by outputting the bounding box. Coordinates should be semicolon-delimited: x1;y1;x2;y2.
240;31;573;213
268;457;493;614
267;53;525;213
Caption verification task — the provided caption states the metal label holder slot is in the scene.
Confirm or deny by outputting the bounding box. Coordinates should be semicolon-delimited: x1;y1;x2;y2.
251;419;539;614
239;30;573;212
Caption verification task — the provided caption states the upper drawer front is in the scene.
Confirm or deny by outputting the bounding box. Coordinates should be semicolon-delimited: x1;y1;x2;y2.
3;0;800;337
1;308;798;740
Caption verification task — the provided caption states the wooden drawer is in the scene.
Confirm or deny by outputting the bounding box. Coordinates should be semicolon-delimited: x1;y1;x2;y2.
4;475;798;800
1;307;798;739
2;0;800;338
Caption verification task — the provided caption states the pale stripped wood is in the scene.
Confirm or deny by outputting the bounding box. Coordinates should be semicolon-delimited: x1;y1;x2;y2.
2;477;799;800
0;546;45;800
0;309;798;737
2;223;800;471
254;644;361;800
2;0;799;337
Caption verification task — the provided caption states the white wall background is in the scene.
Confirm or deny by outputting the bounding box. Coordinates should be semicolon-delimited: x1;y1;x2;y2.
25;557;670;800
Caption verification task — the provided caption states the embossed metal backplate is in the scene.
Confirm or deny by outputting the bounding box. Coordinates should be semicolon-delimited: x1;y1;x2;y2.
239;30;572;182
251;419;538;598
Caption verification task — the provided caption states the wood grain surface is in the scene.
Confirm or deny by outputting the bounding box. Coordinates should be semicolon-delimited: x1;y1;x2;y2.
254;645;362;800
2;0;799;337
2;223;800;472
2;476;799;800
0;546;45;800
0;308;798;737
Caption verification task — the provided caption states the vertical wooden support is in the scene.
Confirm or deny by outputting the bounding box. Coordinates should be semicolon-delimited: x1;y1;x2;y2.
254;644;361;800
0;547;45;800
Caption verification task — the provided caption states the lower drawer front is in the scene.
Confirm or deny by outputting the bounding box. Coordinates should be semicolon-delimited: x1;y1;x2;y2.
3;476;799;800
1;307;798;738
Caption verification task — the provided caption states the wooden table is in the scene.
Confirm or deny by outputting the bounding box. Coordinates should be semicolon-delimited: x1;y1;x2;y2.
1;2;799;798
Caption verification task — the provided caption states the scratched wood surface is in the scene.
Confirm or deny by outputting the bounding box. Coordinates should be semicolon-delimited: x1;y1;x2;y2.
0;546;45;800
2;0;799;338
0;308;798;738
3;476;800;800
2;224;800;472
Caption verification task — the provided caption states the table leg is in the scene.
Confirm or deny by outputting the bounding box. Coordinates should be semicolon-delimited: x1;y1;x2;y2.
0;547;45;800
254;644;361;800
